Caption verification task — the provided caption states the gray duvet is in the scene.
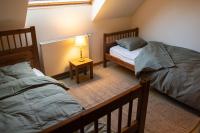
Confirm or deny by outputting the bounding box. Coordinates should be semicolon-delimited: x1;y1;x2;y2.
135;41;200;111
0;75;106;133
0;76;84;133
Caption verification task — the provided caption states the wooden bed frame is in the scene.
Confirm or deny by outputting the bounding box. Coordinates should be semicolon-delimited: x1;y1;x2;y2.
0;26;40;70
103;28;139;71
0;27;150;133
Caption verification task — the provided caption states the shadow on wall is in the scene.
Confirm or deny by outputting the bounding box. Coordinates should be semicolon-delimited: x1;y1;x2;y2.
0;0;28;31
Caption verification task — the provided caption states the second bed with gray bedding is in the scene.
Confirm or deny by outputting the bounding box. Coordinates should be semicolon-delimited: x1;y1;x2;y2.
135;41;200;111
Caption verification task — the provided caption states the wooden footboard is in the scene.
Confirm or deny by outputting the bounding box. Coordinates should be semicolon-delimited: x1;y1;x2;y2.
43;80;150;133
103;28;139;71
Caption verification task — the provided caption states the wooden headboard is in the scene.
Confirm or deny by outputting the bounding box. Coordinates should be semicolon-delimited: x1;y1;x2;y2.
0;26;41;70
103;28;139;69
103;28;139;54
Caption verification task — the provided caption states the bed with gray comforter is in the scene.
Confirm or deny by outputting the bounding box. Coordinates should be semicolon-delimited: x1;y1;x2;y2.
135;41;200;111
0;62;106;133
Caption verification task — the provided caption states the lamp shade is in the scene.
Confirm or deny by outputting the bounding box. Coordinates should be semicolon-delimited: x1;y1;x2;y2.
75;35;86;47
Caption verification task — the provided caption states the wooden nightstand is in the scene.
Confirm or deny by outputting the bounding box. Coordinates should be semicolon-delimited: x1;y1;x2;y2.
69;58;93;84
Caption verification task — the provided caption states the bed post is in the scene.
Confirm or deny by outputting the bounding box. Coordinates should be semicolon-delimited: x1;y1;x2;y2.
30;26;41;70
136;79;150;133
103;34;107;68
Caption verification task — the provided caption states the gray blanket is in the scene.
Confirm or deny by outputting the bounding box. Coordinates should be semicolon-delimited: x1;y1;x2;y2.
0;76;106;133
0;76;83;133
135;42;200;111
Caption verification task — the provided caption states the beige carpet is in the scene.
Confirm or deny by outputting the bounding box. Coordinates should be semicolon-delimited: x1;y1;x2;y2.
61;64;200;133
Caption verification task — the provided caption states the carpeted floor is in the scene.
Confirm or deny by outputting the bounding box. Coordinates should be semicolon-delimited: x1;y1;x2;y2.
60;64;200;133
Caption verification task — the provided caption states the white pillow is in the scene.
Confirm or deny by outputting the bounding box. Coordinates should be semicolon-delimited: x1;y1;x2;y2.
32;68;45;77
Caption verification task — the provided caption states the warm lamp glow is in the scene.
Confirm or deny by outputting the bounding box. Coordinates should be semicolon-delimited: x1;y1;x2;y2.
75;35;87;62
75;36;85;47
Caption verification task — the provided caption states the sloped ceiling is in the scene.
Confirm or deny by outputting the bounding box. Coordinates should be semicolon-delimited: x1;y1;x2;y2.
92;0;144;21
0;0;144;31
0;0;28;31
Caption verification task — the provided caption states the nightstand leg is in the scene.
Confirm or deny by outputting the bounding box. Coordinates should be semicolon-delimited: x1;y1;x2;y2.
75;68;79;84
84;66;87;75
69;63;73;79
90;63;93;79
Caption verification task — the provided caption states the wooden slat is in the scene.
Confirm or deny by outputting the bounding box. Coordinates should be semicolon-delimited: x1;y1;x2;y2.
125;33;128;38
0;38;1;50
0;36;3;51
114;35;116;40
6;35;11;49
25;33;28;46
19;34;22;47
0;37;3;51
107;37;110;43
118;106;123;133
108;36;113;42
107;113;111;133
116;35;119;40
13;35;17;48
94;120;98;133
135;30;139;36
127;100;133;127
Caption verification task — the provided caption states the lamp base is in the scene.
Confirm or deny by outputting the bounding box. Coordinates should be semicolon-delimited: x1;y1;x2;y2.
79;58;85;62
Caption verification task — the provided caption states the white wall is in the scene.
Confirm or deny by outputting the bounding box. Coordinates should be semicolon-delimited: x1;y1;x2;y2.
40;37;90;76
132;0;200;52
0;0;28;31
26;5;92;42
26;5;132;75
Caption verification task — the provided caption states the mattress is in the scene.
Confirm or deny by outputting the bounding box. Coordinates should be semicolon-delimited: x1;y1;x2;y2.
110;45;143;65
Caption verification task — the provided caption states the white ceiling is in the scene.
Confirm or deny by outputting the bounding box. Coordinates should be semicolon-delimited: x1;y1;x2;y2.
93;0;144;21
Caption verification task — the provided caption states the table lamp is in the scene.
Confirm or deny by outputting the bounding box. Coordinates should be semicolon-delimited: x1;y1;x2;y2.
75;35;86;62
